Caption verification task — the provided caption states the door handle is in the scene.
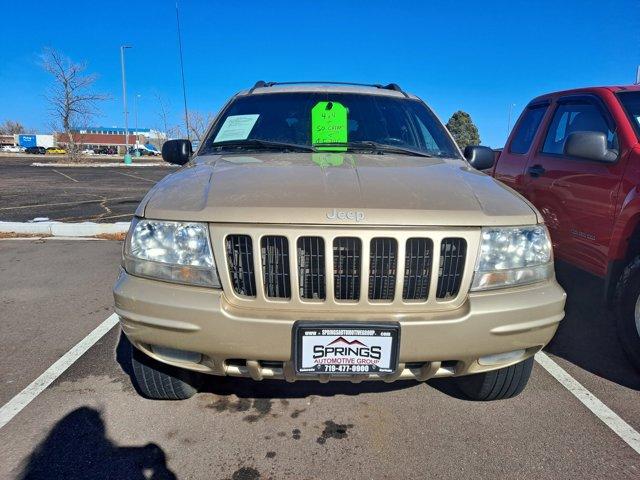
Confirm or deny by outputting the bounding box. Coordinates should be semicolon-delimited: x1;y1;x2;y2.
528;164;546;178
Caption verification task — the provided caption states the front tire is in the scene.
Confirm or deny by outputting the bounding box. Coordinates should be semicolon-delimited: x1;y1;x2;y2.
130;346;200;400
614;256;640;371
454;357;534;401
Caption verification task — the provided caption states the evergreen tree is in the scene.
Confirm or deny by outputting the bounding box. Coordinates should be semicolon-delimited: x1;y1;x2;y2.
446;111;481;151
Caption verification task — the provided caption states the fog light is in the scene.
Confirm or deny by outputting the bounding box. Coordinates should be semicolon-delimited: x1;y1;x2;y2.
151;345;202;364
478;349;526;366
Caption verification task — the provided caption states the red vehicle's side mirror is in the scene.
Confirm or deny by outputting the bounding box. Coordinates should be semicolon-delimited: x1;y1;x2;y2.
564;131;618;163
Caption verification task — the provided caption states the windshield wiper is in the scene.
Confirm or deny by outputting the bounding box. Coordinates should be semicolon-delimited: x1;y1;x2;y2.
315;141;432;158
206;139;316;153
206;139;433;157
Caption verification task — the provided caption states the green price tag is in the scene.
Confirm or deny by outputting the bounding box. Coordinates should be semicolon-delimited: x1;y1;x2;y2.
311;101;348;151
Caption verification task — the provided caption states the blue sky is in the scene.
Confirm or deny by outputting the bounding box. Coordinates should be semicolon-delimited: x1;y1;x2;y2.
0;0;638;147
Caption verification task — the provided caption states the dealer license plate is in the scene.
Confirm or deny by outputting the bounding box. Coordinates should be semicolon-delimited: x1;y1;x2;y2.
294;323;400;375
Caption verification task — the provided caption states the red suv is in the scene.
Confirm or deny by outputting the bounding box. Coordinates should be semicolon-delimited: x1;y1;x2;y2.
479;85;640;369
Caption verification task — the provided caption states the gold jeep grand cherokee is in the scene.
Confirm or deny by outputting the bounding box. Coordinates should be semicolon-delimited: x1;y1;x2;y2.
113;81;566;401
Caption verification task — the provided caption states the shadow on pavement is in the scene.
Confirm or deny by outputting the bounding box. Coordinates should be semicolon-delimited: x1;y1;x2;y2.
18;407;176;480
115;329;146;397
547;261;640;391
199;374;420;399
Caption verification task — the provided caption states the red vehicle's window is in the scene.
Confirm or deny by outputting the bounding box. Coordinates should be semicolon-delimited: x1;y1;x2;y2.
616;91;640;139
542;102;617;155
509;105;548;154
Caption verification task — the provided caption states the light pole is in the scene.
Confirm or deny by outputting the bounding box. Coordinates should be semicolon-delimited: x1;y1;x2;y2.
120;45;132;163
134;94;141;147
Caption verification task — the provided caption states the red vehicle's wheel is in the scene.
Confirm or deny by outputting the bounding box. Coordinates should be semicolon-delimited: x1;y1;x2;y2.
615;256;640;372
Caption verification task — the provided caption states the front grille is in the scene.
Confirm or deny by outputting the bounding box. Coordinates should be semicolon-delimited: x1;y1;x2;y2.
261;236;291;299
297;237;326;300
368;238;397;300
436;238;466;299
221;231;470;308
333;237;361;301
226;235;256;297
403;238;433;300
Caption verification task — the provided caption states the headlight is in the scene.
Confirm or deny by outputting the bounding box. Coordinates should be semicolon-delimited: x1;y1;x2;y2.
471;225;553;291
123;218;221;288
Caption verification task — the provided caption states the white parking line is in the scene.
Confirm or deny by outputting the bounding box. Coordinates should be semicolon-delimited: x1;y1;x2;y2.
0;196;138;211
117;171;156;183
535;352;640;455
0;313;119;430
52;169;79;182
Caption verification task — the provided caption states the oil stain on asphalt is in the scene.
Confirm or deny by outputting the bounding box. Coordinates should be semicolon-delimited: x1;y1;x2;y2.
204;396;273;422
243;398;272;423
317;420;353;444
229;466;261;480
207;396;250;412
290;408;306;418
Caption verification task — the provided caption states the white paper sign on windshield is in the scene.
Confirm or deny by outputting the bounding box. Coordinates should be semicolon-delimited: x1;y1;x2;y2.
213;114;260;142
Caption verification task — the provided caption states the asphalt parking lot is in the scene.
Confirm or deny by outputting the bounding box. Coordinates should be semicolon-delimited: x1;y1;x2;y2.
0;156;172;223
0;238;639;479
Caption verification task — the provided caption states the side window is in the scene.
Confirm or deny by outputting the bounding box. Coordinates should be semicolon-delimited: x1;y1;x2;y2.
553;112;569;143
542;101;617;156
509;105;548;154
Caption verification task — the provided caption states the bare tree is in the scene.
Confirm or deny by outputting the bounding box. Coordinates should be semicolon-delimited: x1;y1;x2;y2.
151;93;181;152
186;110;214;143
154;93;170;139
0;120;26;135
41;48;108;160
154;93;179;138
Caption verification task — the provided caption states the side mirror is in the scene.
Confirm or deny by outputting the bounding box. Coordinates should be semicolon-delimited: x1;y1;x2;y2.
162;139;192;165
464;145;495;170
564;131;618;163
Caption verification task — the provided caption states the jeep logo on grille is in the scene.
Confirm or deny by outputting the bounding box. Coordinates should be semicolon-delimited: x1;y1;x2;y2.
326;208;365;222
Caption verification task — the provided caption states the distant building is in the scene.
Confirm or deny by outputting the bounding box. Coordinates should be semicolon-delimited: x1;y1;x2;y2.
56;126;166;153
18;134;54;148
1;134;54;148
0;134;14;146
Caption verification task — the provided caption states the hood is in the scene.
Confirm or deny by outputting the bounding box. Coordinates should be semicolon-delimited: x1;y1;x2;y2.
139;153;538;226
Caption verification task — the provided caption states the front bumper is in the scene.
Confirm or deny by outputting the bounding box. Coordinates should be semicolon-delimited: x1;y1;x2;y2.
113;270;566;382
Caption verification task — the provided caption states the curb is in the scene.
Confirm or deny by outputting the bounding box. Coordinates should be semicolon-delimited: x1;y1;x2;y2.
31;162;174;168
0;221;130;237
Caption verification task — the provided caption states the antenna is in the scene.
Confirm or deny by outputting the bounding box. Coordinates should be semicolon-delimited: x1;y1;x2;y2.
176;1;190;141
636;65;640;85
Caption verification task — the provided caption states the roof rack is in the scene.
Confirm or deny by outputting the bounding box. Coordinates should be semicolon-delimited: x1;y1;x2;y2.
248;81;408;97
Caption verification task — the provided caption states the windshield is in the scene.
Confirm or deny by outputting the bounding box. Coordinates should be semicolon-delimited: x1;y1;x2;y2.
617;91;640;139
200;92;460;158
